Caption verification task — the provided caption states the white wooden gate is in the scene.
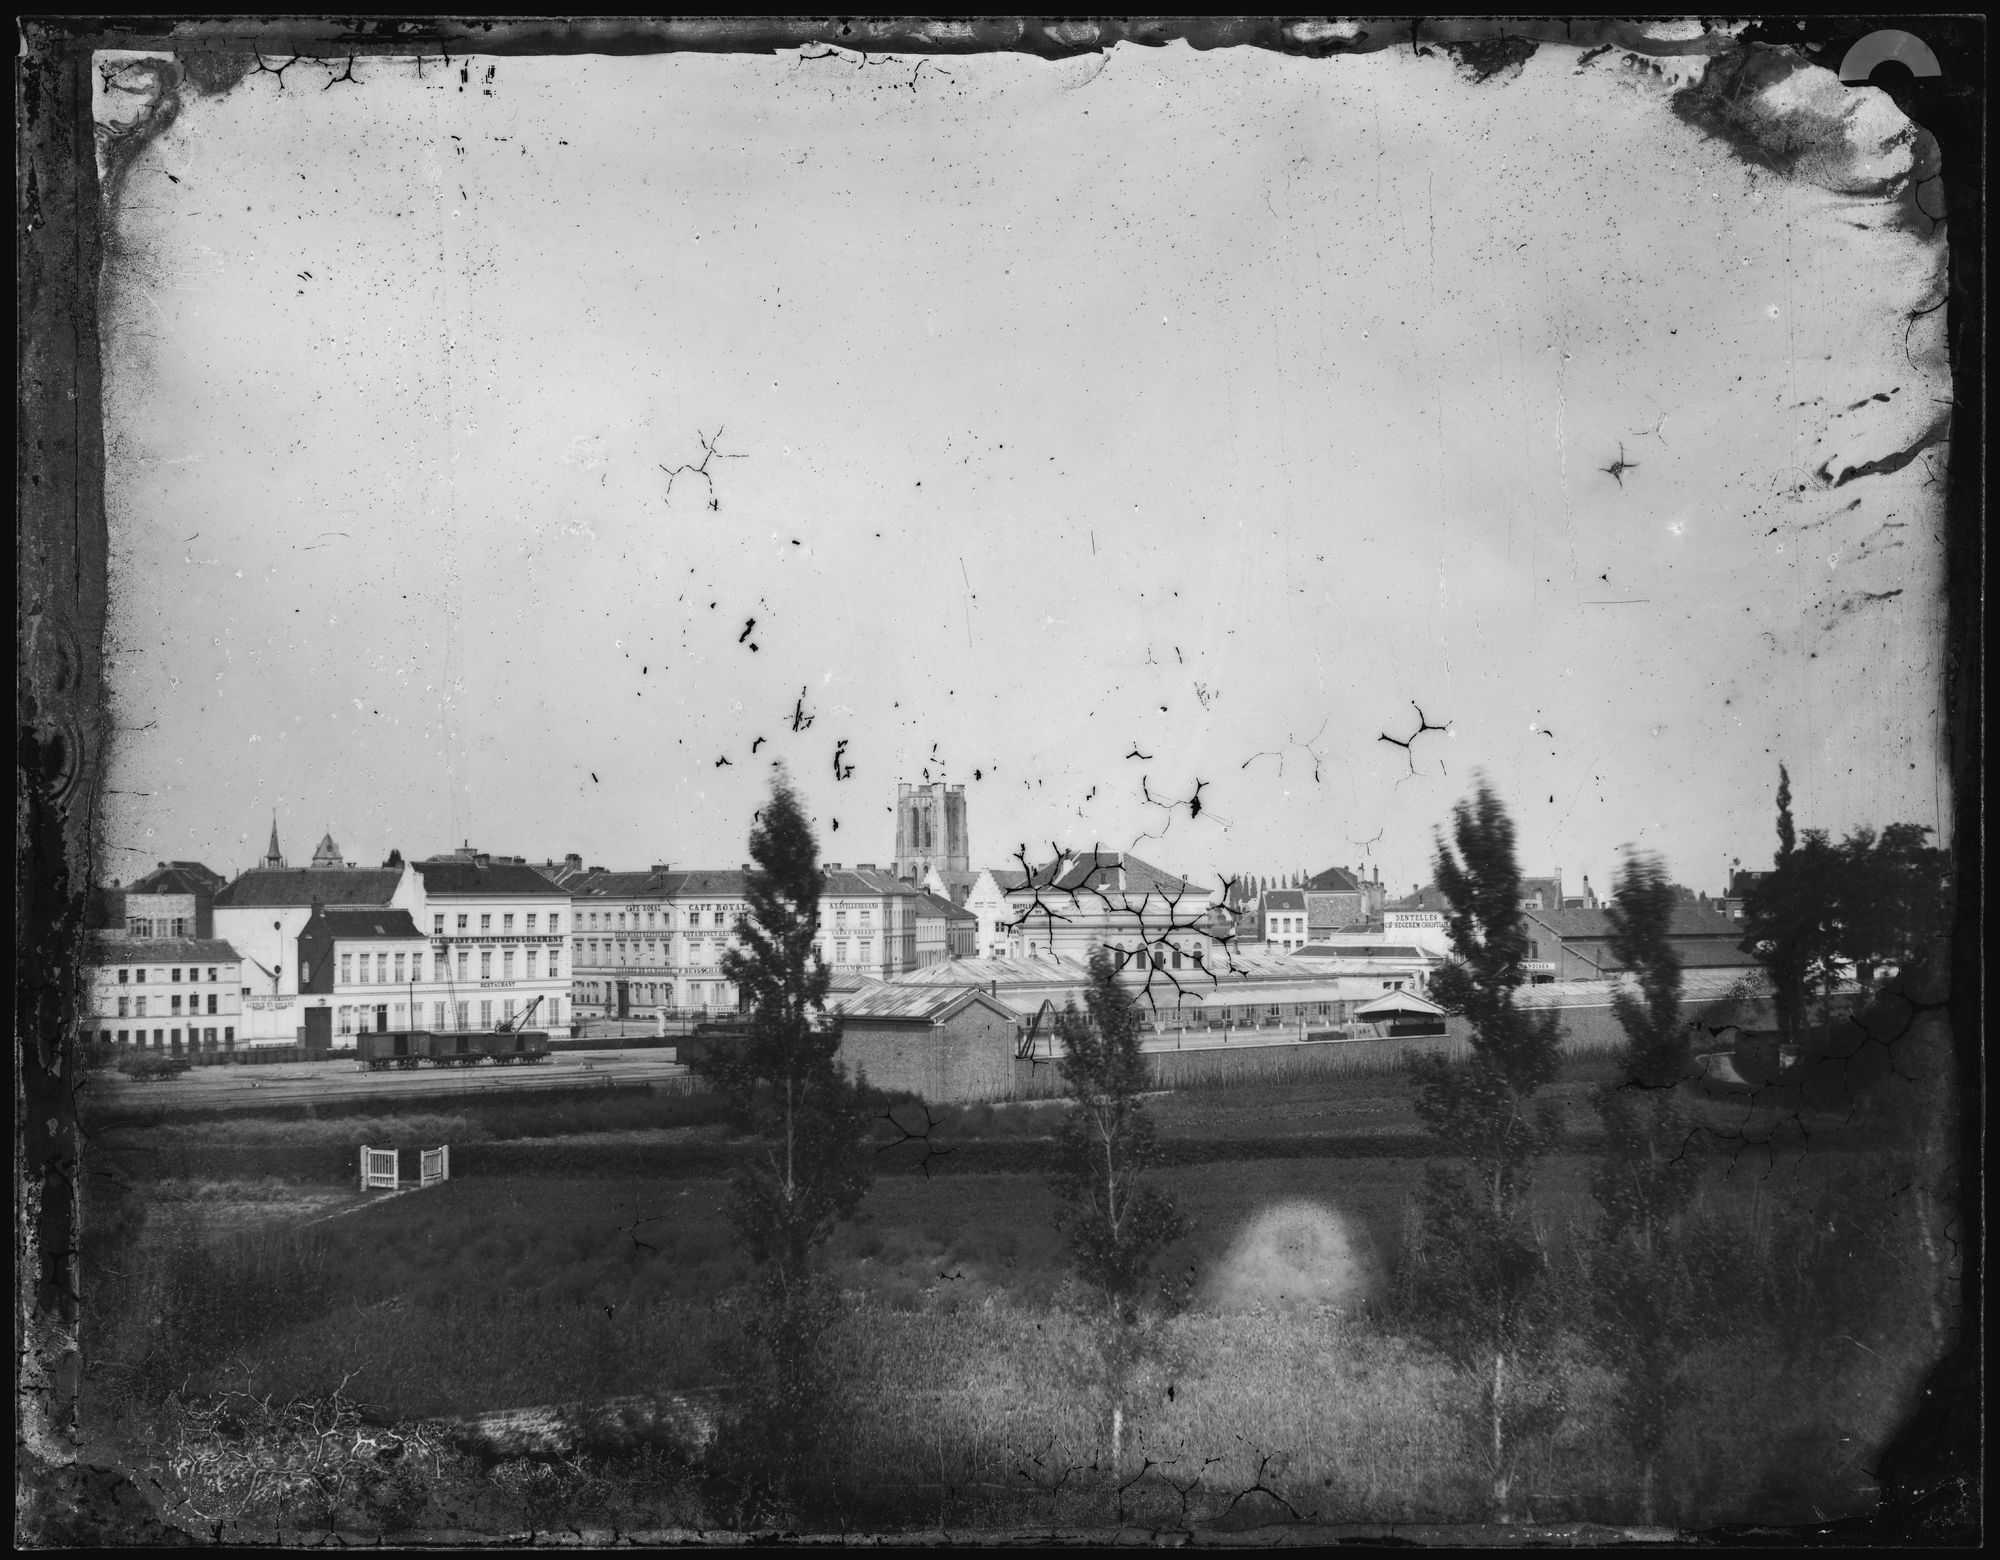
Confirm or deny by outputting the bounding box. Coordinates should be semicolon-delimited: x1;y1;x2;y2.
420;1145;450;1188
360;1146;399;1191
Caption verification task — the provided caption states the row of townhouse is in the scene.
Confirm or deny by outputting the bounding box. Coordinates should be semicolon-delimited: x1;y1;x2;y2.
553;862;971;1021
86;830;572;1048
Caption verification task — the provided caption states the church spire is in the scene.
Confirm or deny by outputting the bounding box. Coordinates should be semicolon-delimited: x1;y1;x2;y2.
264;812;285;869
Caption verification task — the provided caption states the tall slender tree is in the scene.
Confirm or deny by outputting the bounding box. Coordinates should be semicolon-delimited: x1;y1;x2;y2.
1741;764;1813;1041
1589;849;1702;1524
692;770;872;1510
1049;947;1188;1482
1403;778;1564;1521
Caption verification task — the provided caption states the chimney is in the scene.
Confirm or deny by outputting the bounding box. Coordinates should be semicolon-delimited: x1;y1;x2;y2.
741;862;753;873
651;862;673;873
826;863;841;871
857;862;876;871
565;853;582;869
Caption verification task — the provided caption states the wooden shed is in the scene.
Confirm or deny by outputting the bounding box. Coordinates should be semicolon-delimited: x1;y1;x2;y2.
834;986;1022;1103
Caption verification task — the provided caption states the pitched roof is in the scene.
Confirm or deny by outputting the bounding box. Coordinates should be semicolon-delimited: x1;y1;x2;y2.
916;890;977;921
989;868;1028;891
833;986;1017;1024
1354;989;1447;1019
1305;866;1363;892
1011;851;1203;898
413;860;571;896
1261;890;1306;911
1387;883;1454;912
311;909;424;940
1294;943;1437;962
87;935;242;965
127;862;225;895
215;867;404;908
1526;904;1746;941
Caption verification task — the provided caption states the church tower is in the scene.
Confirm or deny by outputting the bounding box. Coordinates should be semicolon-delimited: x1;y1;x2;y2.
264;814;286;869
893;782;968;881
310;831;346;869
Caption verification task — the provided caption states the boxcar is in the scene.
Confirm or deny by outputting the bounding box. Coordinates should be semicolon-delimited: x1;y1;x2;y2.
355;1029;552;1070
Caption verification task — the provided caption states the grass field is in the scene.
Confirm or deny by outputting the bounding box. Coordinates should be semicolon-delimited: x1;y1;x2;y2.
81;1039;1957;1536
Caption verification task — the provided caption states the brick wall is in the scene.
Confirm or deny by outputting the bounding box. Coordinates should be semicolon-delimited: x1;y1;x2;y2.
840;1003;1019;1103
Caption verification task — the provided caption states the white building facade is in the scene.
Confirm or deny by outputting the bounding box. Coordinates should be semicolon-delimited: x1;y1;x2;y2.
84;936;244;1051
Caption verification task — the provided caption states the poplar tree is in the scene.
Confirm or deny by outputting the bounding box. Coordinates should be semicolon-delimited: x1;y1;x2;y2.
1589;849;1701;1524
1049;947;1188;1485
1402;778;1564;1521
692;770;872;1511
1741;764;1812;1041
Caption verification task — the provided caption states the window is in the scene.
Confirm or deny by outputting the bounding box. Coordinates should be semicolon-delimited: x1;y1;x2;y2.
434;914;445;934
171;995;182;1015
393;953;404;983
412;953;425;981
503;950;515;978
549;914;560;934
480;1000;492;1027
432;1002;446;1028
836;940;849;965
208;967;218;982
527;913;538;932
504;998;517;1021
338;1007;353;1034
480;951;493;979
340;954;353;984
504;913;515;932
455;1001;469;1030
480;914;492;931
616;912;625;930
207;994;217;1014
117;997;129;1017
645;911;655;929
117;1030;128;1044
835;912;849;934
548;950;560;977
129;917;151;938
457;915;468;931
457;951;469;979
713;911;727;928
376;954;388;982
135;970;146;984
172;968;182;982
357;955;370;985
118;969;128;984
527;950;540;979
171;918;189;938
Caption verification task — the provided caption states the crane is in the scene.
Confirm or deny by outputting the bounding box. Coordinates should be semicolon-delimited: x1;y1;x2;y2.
495;993;544;1034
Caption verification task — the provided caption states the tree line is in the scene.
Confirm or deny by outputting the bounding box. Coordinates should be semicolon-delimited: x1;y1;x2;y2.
693;763;1952;1527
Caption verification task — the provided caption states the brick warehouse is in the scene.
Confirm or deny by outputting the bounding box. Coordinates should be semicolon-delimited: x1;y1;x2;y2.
833;985;1021;1103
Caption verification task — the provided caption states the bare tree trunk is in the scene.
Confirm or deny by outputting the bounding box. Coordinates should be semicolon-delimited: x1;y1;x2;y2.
1640;1455;1656;1527
1491;1347;1510;1522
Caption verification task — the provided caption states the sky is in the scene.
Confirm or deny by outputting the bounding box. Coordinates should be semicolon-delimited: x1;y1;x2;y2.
94;39;1950;899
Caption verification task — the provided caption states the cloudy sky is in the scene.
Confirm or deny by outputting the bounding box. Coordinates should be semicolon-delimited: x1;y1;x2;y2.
95;39;1949;898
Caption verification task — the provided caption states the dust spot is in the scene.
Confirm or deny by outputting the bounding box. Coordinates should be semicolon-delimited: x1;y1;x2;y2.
1204;1199;1377;1313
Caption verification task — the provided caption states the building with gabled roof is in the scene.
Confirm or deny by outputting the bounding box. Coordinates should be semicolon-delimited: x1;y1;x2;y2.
1523;903;1756;983
558;861;924;1021
295;906;444;1048
833;985;1021;1103
1260;888;1309;952
1000;849;1214;966
83;934;244;1053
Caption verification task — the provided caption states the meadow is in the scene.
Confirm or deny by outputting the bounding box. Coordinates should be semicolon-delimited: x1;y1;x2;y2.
79;1034;1956;1538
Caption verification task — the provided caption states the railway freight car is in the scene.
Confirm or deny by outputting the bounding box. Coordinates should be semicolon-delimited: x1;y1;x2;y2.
355;1028;553;1070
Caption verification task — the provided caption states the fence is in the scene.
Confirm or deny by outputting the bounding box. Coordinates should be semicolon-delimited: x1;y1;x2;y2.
361;1144;452;1192
360;1147;399;1191
420;1145;451;1187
